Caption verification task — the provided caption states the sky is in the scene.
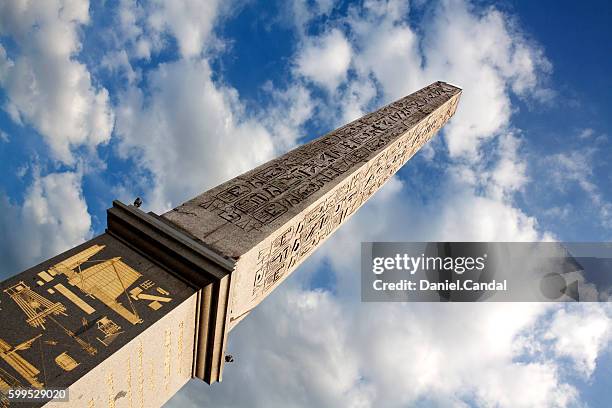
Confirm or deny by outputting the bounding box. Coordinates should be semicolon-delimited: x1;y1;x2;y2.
0;0;611;407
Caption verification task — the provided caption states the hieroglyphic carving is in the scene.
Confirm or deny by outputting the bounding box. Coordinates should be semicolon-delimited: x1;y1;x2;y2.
249;88;460;299
159;81;460;328
163;329;172;392
198;82;459;234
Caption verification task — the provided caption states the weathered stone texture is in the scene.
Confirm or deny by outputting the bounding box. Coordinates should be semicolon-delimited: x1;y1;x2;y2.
162;81;462;326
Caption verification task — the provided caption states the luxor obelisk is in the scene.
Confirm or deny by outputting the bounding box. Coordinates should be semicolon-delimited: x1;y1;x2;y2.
0;81;461;408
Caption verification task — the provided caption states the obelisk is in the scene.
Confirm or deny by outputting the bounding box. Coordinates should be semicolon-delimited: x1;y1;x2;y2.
0;81;461;407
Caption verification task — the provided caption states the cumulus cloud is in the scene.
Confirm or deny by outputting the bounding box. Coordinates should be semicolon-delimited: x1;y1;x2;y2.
110;0;229;62
340;0;552;160
0;171;92;278
544;304;612;377
115;58;313;211
295;29;353;92
288;0;336;35
171;285;582;407
107;0;316;212
488;133;529;199
153;0;225;58
0;0;114;164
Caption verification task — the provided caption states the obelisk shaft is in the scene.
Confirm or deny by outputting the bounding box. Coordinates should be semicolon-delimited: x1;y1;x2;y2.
0;81;461;406
162;81;462;328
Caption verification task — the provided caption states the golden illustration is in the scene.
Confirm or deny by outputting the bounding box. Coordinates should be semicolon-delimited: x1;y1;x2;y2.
129;287;142;299
52;317;98;357
140;280;155;290
4;282;66;329
54;283;96;315
96;317;122;347
0;367;21;408
137;293;172;303
55;352;79;371
37;271;54;283
47;244;106;276
0;335;44;389
0;243;177;399
2;279;98;358
129;286;173;311
70;258;142;324
49;245;144;325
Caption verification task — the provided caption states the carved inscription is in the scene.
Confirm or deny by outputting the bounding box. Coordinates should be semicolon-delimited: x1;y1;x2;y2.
137;340;144;408
250;91;460;298
197;82;459;234
163;329;172;392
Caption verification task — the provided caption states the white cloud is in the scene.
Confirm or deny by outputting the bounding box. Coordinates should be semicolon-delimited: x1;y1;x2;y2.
171;281;583;407
488;133;528;199
260;81;315;151
343;0;551;160
111;0;227;62
337;77;378;124
101;49;139;85
114;0;159;60
0;171;92;278
289;0;336;35
148;0;224;58
545;304;612;377
578;128;594;139
0;129;8;143
295;29;353;92
108;0;315;212
0;0;114;164
547;148;612;228
115;58;313;211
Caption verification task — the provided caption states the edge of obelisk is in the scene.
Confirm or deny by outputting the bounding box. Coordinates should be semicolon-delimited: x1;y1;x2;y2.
106;200;234;384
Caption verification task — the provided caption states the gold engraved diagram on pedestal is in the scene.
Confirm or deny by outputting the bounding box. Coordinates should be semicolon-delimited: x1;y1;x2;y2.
96;317;123;347
0;367;22;408
47;245;106;276
53;283;96;315
3;277;98;357
54;352;79;371
0;335;44;389
50;245;143;325
129;286;173;311
140;280;155;290
3;282;66;329
50;316;98;356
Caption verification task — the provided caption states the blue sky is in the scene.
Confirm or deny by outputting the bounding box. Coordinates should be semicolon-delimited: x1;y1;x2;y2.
0;0;611;407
